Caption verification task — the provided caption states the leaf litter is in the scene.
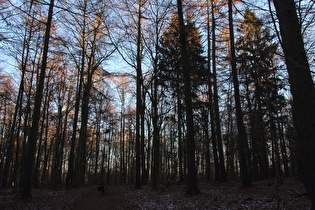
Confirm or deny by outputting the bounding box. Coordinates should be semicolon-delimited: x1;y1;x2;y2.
0;179;311;209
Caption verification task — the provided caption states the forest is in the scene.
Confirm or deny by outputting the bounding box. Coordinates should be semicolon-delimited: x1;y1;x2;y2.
0;0;315;208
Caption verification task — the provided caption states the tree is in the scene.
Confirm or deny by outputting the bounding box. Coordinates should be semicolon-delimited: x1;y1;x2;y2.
210;0;226;182
66;0;114;186
141;0;173;189
236;7;279;179
20;0;55;198
158;12;207;95
64;0;87;189
158;5;208;188
0;71;16;178
176;0;200;194
134;0;143;189
205;0;218;182
228;0;251;187
272;0;315;207
1;0;36;189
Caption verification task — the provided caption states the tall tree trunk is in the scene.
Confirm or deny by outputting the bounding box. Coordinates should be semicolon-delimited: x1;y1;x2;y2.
228;0;251;187
177;97;184;182
1;0;35;189
135;0;143;189
177;0;199;194
33;70;51;188
152;28;160;189
59;90;71;185
141;84;146;184
74;70;93;186
226;83;236;179
40;90;52;186
276;111;289;176
176;70;184;182
211;0;226;182
273;0;315;206
255;87;268;178
20;0;54;198
65;1;87;188
120;87;126;184
106;120;112;185
52;97;63;190
94;106;101;183
206;0;218;182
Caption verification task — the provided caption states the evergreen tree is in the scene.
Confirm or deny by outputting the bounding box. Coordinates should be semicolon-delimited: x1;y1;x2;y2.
158;10;206;191
236;8;279;179
158;12;207;104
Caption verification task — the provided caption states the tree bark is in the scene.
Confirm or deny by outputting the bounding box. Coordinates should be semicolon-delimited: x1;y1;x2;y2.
273;0;315;206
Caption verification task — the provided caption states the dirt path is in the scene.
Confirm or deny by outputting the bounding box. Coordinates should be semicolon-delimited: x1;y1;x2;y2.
74;186;117;210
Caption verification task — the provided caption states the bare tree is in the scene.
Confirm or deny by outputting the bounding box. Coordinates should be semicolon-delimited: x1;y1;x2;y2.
20;0;55;199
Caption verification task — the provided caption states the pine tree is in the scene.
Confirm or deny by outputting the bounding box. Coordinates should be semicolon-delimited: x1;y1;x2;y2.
158;7;206;194
236;7;279;179
158;12;207;102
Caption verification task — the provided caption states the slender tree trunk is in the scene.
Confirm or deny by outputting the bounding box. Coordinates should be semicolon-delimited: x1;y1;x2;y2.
152;31;160;189
65;1;87;188
135;0;143;189
120;87;126;184
206;0;220;182
228;0;251;187
176;70;184;183
211;0;226;182
277;111;289;176
33;70;51;188
94;108;101;183
177;0;199;194
1;0;36;189
141;85;146;184
74;70;93;185
40;91;52;186
65;65;84;188
206;0;216;182
58;92;70;186
226;83;236;179
177;98;184;182
52;96;63;189
20;0;54;198
146;118;151;185
106;122;112;185
273;0;315;206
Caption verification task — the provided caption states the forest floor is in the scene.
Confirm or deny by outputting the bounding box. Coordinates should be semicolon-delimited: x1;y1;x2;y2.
0;179;312;209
